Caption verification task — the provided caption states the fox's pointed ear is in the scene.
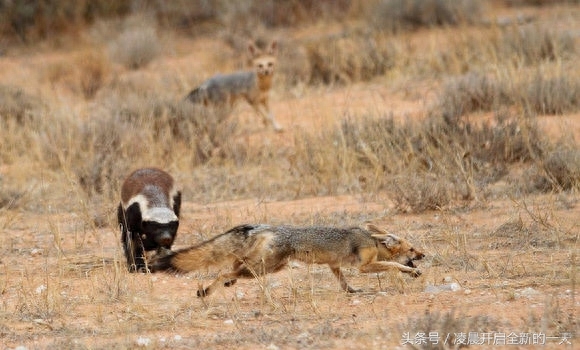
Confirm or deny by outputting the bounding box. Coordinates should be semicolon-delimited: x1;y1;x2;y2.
364;223;388;235
268;40;278;55
373;233;400;249
248;41;258;57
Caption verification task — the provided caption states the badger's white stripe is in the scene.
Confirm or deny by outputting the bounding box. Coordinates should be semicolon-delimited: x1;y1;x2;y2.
143;207;178;223
124;194;177;224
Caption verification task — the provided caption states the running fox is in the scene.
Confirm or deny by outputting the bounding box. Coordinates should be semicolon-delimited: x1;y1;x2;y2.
185;41;283;132
152;223;425;297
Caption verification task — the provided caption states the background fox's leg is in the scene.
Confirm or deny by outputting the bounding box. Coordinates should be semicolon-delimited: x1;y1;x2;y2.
330;266;362;293
359;261;422;277
256;102;283;132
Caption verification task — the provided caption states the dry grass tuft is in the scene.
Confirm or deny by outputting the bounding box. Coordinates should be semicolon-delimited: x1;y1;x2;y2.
304;31;396;85
389;174;452;212
298;112;545;212
436;72;508;118
436;65;580;118
497;25;576;65
0;85;43;125
523;69;580;115
370;0;484;33
541;150;580;191
109;22;161;70
506;0;580;6
75;49;111;99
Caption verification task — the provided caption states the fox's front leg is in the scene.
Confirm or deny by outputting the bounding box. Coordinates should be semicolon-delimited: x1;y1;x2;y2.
359;261;422;277
256;102;283;132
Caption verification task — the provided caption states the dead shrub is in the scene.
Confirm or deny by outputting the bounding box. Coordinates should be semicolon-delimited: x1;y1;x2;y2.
389;174;453;212
109;24;161;69
305;31;395;85
291;111;546;212
505;0;580;6
541;150;580;191
37;111;135;198
490;211;576;249
277;41;311;87
0;0;131;42
498;25;576;65
75;49;110;99
436;72;510;119
218;0;351;28
0;85;43;125
522;70;580;115
371;0;484;33
469;114;544;164
436;67;580;119
153;100;247;167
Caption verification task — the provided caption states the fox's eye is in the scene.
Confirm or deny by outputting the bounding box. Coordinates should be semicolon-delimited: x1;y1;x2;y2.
410;248;415;252
268;63;273;67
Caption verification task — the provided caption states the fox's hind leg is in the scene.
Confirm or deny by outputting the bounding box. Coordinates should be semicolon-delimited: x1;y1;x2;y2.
197;262;256;297
330;266;362;293
223;260;243;288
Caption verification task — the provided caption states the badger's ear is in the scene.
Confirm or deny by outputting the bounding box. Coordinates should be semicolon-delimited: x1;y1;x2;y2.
172;191;182;218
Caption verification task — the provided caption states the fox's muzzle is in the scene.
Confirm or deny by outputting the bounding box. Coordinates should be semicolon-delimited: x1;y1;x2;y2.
405;251;425;268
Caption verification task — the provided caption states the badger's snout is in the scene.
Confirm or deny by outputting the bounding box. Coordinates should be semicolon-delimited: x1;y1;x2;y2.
156;231;174;247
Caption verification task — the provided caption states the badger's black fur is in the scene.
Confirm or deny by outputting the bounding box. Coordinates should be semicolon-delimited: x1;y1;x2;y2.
117;168;181;272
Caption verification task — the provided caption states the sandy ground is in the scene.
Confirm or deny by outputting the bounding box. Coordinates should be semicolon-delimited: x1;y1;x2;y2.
0;189;578;349
1;10;579;350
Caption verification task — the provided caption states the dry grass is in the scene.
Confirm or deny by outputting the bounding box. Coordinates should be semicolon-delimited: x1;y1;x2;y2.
370;0;484;33
0;1;579;349
109;19;162;70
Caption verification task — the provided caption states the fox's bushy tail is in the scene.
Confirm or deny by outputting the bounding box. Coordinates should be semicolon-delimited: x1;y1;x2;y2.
151;224;262;273
184;86;206;104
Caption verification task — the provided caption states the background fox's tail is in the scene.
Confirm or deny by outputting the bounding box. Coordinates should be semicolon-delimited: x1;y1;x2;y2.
184;86;207;104
151;224;264;273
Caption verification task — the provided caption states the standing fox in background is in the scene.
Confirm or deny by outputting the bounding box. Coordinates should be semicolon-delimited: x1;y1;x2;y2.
185;40;282;132
152;223;425;297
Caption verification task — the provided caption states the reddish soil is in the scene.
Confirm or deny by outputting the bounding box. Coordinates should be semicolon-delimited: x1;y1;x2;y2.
1;10;579;350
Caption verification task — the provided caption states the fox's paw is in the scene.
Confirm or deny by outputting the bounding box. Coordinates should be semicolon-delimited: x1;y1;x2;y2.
409;268;422;278
224;279;237;287
347;287;363;293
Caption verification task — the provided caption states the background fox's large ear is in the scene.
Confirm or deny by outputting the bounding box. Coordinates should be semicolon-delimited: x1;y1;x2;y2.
268;40;278;55
248;41;258;57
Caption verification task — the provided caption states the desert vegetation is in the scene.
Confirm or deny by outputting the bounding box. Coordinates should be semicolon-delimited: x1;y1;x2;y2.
0;0;578;349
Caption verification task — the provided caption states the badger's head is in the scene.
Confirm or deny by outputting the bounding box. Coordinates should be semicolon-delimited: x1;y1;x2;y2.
120;168;181;251
141;206;179;248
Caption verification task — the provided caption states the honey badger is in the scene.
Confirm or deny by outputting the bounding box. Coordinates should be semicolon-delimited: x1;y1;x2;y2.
117;168;181;272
